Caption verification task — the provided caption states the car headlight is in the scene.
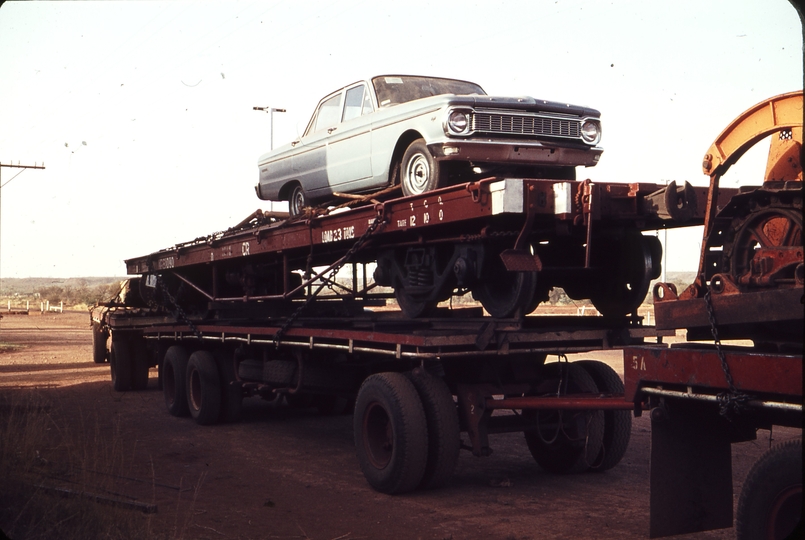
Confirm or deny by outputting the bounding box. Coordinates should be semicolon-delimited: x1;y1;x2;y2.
446;109;471;135
580;119;601;145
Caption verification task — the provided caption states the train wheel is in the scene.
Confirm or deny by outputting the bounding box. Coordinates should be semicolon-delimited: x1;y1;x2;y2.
574;360;632;472
130;339;150;391
394;287;438;318
736;439;802;540
354;372;428;494
163;346;190;417
406;368;460;490
110;338;133;391
186;350;222;425
91;322;108;364
472;262;538;318
523;363;604;473
590;232;660;318
401;139;440;197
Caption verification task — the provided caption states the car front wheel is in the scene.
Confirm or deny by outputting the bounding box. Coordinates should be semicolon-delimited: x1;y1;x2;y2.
401;139;440;197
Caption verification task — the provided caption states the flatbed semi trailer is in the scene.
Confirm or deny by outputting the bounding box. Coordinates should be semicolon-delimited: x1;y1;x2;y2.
93;174;714;494
623;91;803;539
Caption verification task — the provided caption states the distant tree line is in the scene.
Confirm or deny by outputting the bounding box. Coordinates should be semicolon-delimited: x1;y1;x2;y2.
35;280;123;307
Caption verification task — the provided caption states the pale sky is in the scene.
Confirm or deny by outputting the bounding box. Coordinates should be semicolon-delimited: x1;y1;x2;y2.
0;0;801;278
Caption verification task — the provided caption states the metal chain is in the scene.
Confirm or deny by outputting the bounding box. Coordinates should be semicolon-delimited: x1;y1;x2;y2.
704;289;752;418
273;213;385;347
458;230;518;243
157;277;203;339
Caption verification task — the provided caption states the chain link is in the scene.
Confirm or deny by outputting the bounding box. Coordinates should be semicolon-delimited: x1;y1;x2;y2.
458;230;519;243
273;213;385;347
704;289;752;418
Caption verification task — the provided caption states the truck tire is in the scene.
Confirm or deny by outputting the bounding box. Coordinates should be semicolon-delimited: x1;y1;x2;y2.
523;362;604;474
186;350;221;426
736;439;802;540
91;322;108;364
406;368;460;490
110;338;133;391
163;346;190;417
574;360;632;472
130;339;150;391
401;139;440;197
354;372;428;494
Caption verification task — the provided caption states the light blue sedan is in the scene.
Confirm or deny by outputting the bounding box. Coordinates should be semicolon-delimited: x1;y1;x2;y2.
256;75;603;216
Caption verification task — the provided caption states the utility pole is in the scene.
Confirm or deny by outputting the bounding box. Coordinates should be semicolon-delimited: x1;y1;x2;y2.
253;106;286;150
0;162;46;292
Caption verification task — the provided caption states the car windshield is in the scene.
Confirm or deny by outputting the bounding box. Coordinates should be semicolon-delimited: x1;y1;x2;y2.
372;76;485;108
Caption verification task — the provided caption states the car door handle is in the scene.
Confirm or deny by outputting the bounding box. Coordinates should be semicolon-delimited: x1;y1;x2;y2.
327;127;338;134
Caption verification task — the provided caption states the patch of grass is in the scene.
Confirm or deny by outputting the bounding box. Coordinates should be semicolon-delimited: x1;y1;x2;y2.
0;391;153;540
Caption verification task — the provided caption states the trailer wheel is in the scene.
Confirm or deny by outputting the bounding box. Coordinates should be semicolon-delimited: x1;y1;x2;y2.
186;350;221;425
163;346;190;417
736;439;802;540
91;322;109;364
354;372;428;494
401;139;440;197
130;339;150;391
406;368;460;490
574;360;632;472
110;338;133;391
523;363;604;474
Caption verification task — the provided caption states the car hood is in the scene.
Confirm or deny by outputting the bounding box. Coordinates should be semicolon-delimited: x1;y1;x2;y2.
450;95;600;118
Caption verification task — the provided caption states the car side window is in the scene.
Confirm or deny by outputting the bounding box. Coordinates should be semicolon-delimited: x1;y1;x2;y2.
342;85;366;123
314;93;343;133
361;88;374;115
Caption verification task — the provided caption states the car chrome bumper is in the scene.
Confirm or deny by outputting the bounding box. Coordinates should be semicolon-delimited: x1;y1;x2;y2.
429;139;603;167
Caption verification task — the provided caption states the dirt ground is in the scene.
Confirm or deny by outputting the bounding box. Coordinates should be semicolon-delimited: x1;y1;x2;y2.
0;311;800;540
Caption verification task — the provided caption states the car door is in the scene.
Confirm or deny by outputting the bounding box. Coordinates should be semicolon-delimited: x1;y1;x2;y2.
325;83;375;190
292;92;342;199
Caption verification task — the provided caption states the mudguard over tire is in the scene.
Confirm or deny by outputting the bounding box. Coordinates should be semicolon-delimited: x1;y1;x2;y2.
186;350;222;425
406;368;460;490
736;438;802;540
523;362;605;474
91;322;108;364
130;339;150;391
214;349;243;423
163;346;190;417
110;338;133;391
353;372;428;494
574;360;632;472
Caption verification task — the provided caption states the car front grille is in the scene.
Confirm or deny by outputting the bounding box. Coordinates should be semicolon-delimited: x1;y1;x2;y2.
472;111;582;139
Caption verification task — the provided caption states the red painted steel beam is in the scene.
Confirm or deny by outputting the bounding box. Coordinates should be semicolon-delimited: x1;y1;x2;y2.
484;394;633;410
622;345;803;402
